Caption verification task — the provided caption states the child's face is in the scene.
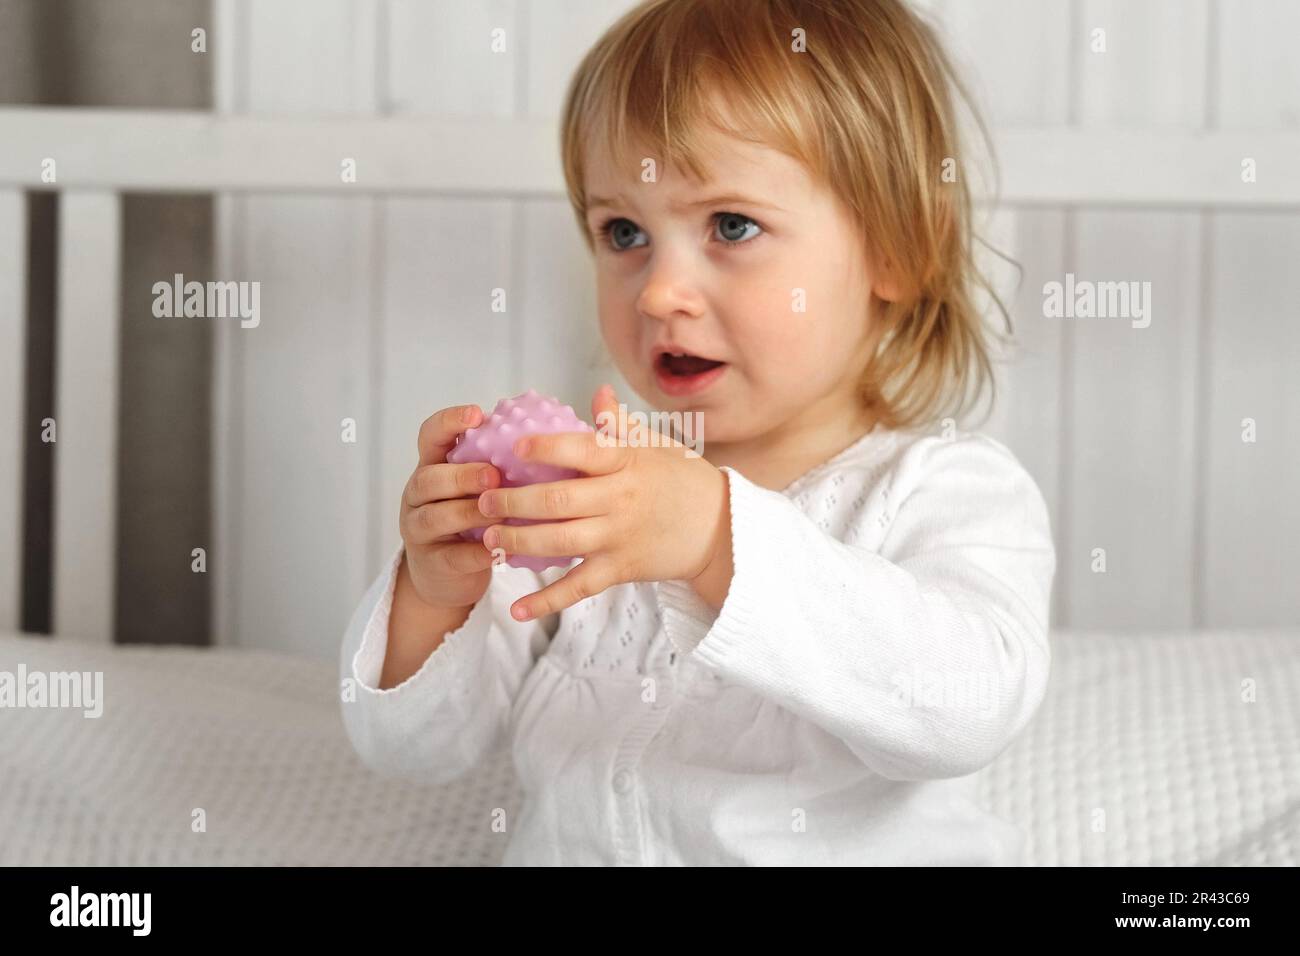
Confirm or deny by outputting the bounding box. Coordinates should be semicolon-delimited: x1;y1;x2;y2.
583;119;893;447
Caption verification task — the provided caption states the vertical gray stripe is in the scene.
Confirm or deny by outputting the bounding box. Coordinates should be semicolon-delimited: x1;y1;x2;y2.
21;192;56;635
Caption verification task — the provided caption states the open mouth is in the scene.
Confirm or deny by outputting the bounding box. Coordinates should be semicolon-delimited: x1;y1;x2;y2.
654;350;728;396
657;352;726;377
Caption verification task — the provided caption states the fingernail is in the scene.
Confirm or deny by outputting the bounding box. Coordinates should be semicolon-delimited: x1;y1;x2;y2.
462;406;477;424
512;604;532;621
515;438;531;457
479;492;500;516
483;526;499;549
478;468;495;490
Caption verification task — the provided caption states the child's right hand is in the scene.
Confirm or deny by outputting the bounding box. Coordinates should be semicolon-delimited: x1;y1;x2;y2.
399;404;502;610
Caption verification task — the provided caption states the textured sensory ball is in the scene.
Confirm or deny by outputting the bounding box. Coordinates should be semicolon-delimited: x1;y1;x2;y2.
447;389;594;572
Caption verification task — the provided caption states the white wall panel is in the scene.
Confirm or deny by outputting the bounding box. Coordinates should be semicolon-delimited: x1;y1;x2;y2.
1216;0;1300;127
218;0;379;655
197;0;1300;647
245;0;380;114
979;208;1069;626
1200;0;1300;625
928;0;1073;624
1077;0;1211;127
1064;210;1202;629
926;0;1072;127
1060;1;1211;629
515;198;635;412
372;198;518;567
388;0;516;116
524;0;636;118
228;197;375;656
1201;216;1300;626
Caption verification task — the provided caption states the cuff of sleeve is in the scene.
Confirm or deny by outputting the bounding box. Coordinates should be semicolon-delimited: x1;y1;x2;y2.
654;465;745;656
350;543;495;699
654;577;718;655
653;465;784;671
653;465;742;654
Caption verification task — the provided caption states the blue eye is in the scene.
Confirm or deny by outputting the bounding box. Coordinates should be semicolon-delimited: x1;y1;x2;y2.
597;217;648;251
714;212;762;245
595;212;763;251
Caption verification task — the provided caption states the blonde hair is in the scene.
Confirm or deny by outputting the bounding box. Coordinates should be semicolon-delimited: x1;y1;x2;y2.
559;0;1011;429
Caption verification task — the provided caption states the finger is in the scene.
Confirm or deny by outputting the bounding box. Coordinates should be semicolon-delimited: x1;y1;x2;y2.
591;383;624;446
476;476;607;521
485;516;608;558
417;404;482;467
402;498;496;545
405;461;500;509
592;385;659;450
516;430;629;476
428;538;498;576
510;557;623;621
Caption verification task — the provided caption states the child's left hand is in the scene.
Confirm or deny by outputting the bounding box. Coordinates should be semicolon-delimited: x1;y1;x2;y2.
477;384;730;621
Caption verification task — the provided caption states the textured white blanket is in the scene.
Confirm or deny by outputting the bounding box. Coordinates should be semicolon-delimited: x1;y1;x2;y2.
0;629;1295;866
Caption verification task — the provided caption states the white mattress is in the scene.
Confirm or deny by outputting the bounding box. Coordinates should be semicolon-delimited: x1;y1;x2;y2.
1;628;1296;866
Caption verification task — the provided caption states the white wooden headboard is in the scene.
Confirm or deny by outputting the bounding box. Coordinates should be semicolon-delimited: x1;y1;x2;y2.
3;0;1300;652
1;107;1297;646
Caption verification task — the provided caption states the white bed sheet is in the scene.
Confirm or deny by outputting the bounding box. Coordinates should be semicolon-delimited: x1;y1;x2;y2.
1;628;1296;866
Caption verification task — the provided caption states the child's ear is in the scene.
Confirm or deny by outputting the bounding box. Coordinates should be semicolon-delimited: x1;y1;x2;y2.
860;238;907;302
870;255;906;303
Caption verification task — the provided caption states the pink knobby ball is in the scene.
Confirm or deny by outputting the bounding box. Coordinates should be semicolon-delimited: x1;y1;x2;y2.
446;389;594;572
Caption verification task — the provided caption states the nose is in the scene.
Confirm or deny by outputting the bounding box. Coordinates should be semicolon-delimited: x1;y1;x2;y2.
635;246;705;324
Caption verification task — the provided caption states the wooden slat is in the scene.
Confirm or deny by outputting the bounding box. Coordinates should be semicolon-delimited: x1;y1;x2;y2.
210;192;241;648
1;109;1297;207
210;0;246;650
0;190;25;631
994;129;1300;208
53;191;121;642
0;109;563;198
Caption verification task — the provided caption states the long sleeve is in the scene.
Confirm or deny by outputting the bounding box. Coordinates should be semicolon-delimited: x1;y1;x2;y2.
339;543;562;785
653;432;1056;782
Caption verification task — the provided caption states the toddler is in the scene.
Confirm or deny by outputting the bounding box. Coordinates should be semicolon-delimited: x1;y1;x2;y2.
340;0;1055;865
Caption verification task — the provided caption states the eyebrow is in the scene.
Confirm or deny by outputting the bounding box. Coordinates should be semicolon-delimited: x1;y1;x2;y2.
587;192;784;213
